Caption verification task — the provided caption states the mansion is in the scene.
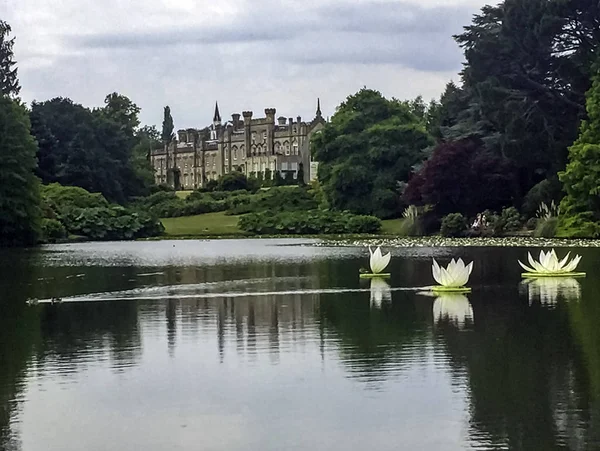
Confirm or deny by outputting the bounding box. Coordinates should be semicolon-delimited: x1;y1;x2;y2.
151;101;326;189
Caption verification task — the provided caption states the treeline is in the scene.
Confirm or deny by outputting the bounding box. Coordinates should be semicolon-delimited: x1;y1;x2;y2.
312;0;600;237
0;20;164;246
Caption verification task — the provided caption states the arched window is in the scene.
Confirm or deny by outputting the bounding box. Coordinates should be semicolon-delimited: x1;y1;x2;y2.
240;145;245;158
233;146;238;160
274;142;281;154
292;139;298;155
284;141;290;156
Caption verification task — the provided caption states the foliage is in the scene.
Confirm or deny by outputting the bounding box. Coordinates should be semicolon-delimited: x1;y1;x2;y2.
217;171;249;191
40;218;66;242
60;206;164;240
533;217;558;238
440;213;466;237
228;186;318;215
41;183;163;240
536;201;560;221
398;205;424;236
522;178;562;218
30;97;149;203
0;20;20;97
490;207;522;235
41;183;109;210
449;0;599;198
161;106;174;144
238;210;381;235
312;88;434;219
297;163;305;186
102;93;141;138
558;66;600;238
0;96;41;246
404;138;515;218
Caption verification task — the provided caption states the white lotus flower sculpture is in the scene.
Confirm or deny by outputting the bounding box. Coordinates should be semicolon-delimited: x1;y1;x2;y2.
432;258;473;293
521;277;581;306
370;278;392;308
433;294;473;328
519;249;584;277
360;246;391;278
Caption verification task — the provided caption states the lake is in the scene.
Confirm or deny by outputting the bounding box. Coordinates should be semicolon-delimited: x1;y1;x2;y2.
1;239;600;451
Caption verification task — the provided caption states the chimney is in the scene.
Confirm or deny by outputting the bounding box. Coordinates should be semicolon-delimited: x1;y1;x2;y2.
278;116;286;126
297;116;301;123
232;113;241;130
288;117;294;125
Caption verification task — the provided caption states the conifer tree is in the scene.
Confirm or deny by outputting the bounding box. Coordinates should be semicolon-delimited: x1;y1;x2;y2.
0;20;20;97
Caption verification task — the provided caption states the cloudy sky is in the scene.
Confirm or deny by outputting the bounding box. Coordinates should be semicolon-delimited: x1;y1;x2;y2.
4;0;490;129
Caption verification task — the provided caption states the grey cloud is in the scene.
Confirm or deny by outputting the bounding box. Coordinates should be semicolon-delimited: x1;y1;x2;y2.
64;1;475;50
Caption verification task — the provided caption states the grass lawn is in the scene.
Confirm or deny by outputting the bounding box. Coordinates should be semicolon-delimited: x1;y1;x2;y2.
161;211;243;236
380;218;405;235
175;190;193;199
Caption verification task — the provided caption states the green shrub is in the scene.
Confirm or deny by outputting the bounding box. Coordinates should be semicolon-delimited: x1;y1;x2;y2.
238;210;381;235
41;183;109;210
61;206;164;240
440;213;466;237
522;178;562;217
218;171;249;191
228;186;318;215
493;207;522;235
534;217;558;238
525;217;539;230
40;218;66;242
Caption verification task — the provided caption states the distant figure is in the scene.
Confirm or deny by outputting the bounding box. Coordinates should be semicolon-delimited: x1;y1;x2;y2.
472;213;482;230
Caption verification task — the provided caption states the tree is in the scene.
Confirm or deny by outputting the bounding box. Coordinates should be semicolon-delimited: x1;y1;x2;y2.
312;88;434;218
0;96;41;246
0;20;20;97
218;171;248;191
404;138;516;218
449;0;599;200
102;92;140;138
558;67;600;237
162;106;177;188
29;97;144;203
296;163;305;186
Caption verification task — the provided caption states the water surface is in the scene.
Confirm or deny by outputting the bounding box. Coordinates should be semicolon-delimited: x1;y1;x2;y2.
1;239;600;451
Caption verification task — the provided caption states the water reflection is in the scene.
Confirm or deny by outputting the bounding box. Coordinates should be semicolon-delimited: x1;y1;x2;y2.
369;278;391;308
520;277;582;306
1;242;600;450
432;294;474;328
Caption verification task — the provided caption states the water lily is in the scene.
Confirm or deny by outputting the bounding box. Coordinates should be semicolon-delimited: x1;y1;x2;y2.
432;258;473;288
369;246;391;274
433;294;473;328
518;249;582;275
370;278;391;308
521;277;581;306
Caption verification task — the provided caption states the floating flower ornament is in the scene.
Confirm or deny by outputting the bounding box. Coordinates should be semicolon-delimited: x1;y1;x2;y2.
370;278;392;308
519;249;585;277
521;277;581;307
360;246;391;278
432;258;473;293
433;293;473;328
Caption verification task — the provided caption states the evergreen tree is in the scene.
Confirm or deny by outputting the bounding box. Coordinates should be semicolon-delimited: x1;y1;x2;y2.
558;68;600;237
0;96;41;246
161;106;177;187
0;20;20;97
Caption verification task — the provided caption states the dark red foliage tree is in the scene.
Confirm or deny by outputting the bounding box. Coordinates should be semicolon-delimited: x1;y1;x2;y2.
404;138;516;218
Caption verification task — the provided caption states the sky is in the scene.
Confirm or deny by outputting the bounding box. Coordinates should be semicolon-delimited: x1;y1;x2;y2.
3;0;492;130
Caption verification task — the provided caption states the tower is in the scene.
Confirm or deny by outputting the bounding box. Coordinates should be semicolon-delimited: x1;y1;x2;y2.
211;101;221;140
316;98;322;118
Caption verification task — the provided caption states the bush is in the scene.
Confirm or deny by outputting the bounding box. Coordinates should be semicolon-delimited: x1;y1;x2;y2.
218;171;249;191
492;207;522;235
525;217;539;230
41;183;109;210
61;206;164;240
440;213;466;237
41;183;164;241
228;186;318;215
522;178;562;218
238;210;381;235
41;218;66;242
534;217;558;238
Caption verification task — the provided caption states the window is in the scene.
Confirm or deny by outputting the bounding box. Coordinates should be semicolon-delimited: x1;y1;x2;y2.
293;127;297;134
291;162;298;171
252;132;257;144
284;141;290;156
292;140;298;155
233;147;238;160
263;131;267;142
281;162;288;171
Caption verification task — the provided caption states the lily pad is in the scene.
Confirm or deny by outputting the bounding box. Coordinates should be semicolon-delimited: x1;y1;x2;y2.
359;273;391;279
521;272;586;278
431;286;472;294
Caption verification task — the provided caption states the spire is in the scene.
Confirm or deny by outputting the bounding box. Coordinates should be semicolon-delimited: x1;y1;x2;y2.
316;98;322;117
213;101;221;123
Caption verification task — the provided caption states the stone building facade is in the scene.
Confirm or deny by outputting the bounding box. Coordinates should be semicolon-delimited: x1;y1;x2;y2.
151;101;325;189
